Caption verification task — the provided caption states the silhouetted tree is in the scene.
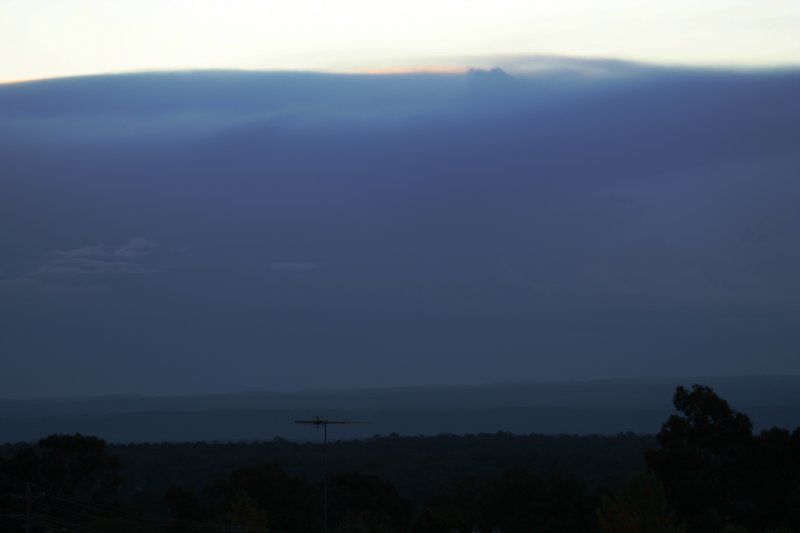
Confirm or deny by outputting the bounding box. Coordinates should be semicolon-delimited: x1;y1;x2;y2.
167;465;412;533
228;491;270;532
200;464;317;532
0;433;121;501
597;471;683;532
646;385;800;532
0;434;123;532
645;385;753;531
327;472;413;533
413;469;597;533
412;478;481;533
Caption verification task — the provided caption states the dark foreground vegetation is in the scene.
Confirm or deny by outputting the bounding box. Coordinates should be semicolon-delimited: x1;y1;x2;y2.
1;385;799;532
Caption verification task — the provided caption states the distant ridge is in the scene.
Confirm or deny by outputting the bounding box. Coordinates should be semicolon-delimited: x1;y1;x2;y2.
1;376;799;443
6;374;800;401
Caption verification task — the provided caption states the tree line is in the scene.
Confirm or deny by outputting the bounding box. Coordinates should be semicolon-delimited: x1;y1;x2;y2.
1;385;799;532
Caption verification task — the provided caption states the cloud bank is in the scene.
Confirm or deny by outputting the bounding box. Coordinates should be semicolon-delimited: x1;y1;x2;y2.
0;61;798;396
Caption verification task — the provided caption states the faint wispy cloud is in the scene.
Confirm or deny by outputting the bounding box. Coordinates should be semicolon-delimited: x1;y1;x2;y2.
33;238;161;278
31;258;161;277
0;239;162;288
50;244;106;260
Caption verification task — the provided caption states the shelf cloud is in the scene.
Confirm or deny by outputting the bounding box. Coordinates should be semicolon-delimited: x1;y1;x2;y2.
1;63;798;396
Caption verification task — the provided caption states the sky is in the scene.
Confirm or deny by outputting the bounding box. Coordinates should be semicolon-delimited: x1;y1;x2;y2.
1;66;799;397
1;1;799;398
2;0;800;82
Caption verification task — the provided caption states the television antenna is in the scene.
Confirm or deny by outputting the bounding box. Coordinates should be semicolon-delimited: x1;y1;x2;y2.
294;416;364;533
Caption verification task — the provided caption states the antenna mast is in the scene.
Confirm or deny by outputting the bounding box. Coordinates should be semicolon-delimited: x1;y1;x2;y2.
294;416;359;533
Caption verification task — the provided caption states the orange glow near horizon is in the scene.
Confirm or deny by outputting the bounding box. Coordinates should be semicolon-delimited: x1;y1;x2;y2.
355;66;468;75
0;76;47;85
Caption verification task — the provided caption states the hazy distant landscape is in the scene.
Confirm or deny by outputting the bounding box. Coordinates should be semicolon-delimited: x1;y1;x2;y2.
1;376;799;442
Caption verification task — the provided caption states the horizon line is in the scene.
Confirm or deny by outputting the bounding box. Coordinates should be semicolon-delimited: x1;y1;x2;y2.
4;54;800;86
3;374;799;402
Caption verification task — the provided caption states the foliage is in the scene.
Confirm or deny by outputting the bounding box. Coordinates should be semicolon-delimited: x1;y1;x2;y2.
646;385;800;533
167;465;411;533
597;471;683;532
412;468;598;533
228;491;270;532
0;433;123;531
327;472;413;532
0;433;121;502
109;431;653;510
1;387;798;532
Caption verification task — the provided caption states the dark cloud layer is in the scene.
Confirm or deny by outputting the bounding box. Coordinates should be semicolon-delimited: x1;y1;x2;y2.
1;61;798;397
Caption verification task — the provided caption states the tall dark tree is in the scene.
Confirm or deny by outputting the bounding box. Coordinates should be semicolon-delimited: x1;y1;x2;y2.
0;433;121;501
646;385;800;532
646;385;754;531
0;434;122;532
